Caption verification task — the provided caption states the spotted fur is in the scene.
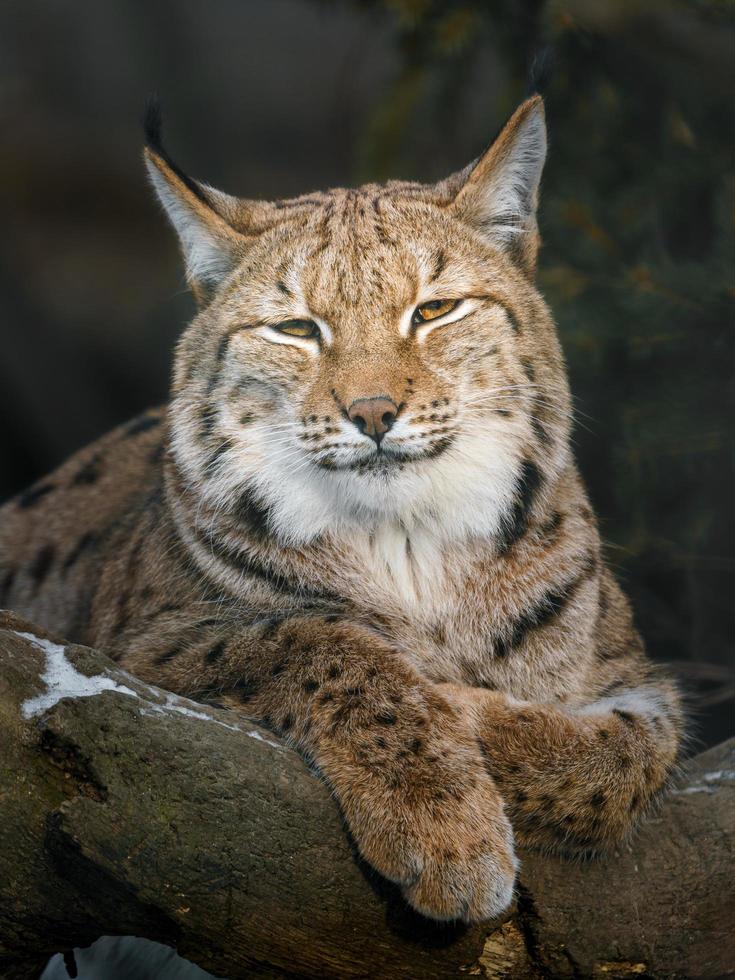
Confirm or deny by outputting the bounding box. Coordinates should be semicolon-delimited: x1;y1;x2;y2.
0;97;683;923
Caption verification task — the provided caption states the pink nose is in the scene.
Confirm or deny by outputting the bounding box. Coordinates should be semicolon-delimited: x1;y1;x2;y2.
346;397;398;445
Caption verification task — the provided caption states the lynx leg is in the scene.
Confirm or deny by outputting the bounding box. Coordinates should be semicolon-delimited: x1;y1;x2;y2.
124;617;517;923
442;681;682;854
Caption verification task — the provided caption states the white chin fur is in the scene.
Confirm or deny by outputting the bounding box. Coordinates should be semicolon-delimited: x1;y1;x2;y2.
171;395;522;548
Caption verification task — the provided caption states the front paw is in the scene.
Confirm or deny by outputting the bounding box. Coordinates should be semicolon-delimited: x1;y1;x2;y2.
354;772;517;923
403;845;516;924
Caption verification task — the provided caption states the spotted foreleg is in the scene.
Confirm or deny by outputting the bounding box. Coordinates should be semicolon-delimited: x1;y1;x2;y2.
126;616;517;923
443;678;683;854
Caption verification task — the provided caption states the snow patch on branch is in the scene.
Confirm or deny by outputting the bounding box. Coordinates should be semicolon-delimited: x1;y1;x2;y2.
703;770;735;782
246;728;283;749
17;631;137;719
140;693;241;729
16;630;283;750
671;769;735;795
139;693;283;749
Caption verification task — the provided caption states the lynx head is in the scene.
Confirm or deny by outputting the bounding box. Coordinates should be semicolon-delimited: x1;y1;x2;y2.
146;96;571;547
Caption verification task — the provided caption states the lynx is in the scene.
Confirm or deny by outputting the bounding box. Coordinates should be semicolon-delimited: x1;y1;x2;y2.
0;96;682;923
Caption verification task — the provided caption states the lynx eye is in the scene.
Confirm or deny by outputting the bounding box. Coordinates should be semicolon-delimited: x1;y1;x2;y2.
412;299;460;325
273;319;320;339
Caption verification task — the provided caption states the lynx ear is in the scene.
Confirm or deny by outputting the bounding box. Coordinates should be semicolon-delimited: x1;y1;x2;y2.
143;103;247;301
448;95;547;276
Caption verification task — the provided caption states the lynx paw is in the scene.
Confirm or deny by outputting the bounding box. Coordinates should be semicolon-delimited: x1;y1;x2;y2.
402;846;516;923
355;774;517;923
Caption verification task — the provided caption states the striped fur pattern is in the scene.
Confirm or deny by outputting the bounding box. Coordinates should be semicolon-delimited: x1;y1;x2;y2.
0;97;683;923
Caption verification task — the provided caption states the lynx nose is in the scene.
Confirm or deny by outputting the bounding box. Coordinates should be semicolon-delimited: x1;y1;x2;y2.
347;397;398;446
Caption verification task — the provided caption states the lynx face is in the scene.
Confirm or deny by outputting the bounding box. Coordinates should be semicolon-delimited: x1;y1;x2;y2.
147;97;571;545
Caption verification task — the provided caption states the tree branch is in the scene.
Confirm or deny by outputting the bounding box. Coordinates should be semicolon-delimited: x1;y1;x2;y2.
0;611;732;979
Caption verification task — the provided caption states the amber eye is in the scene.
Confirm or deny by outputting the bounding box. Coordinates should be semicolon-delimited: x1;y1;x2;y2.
273;319;320;339
412;299;460;325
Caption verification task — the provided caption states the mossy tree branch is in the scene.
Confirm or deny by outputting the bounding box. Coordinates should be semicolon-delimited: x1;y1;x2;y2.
0;611;732;980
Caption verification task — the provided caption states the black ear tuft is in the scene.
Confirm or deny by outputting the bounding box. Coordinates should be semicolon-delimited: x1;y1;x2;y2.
143;95;164;153
142;96;210;207
527;46;554;97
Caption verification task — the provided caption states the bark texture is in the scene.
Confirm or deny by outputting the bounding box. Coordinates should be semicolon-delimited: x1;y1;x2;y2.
0;611;733;980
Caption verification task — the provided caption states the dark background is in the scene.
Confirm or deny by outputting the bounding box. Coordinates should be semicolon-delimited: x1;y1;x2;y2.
2;0;733;747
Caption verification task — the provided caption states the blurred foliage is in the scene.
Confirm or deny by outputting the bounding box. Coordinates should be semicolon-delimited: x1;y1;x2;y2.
338;0;735;743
